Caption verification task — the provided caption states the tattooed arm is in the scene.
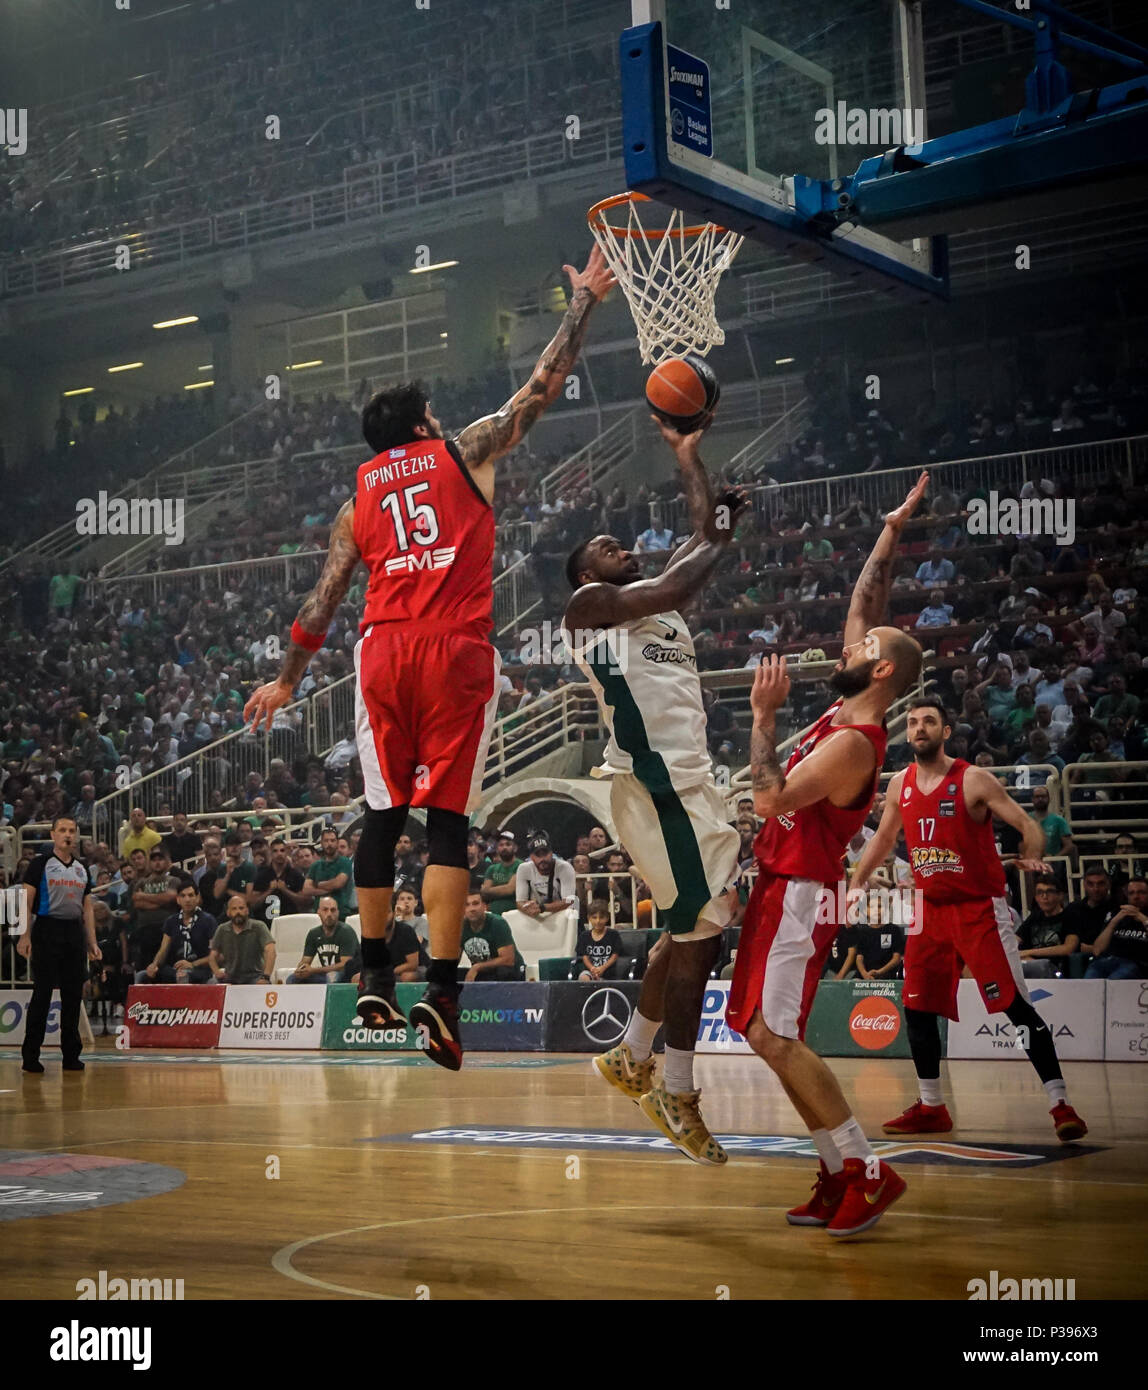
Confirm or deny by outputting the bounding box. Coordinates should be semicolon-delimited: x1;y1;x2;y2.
749;655;875;817
454;247;615;499
843;470;929;651
243;499;360;731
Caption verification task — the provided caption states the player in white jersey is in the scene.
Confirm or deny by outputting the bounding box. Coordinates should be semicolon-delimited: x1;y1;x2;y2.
562;416;743;1164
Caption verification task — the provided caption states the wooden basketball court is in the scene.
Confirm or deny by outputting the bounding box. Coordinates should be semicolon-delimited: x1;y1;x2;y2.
3;1040;1145;1301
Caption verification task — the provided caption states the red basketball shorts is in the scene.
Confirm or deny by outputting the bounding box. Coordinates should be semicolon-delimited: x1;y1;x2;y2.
353;621;501;815
727;873;836;1041
902;895;1028;1023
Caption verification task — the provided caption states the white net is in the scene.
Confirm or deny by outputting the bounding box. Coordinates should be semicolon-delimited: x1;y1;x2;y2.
588;193;744;366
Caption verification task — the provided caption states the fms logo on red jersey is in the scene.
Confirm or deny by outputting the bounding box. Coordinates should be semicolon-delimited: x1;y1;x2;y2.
384;546;456;575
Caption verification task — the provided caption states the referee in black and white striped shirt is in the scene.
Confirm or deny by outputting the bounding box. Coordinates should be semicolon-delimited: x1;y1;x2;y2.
17;815;100;1074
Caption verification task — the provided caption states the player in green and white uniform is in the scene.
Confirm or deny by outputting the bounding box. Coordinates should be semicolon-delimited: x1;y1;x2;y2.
562;415;742;1164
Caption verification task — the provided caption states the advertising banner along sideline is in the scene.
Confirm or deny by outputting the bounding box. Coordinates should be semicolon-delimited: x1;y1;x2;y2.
544;981;643;1052
1104;978;1148;1060
218;985;326;1049
124;985;225;1049
0;989;95;1048
946;978;1106;1060
322;983;425;1051
804;980;915;1059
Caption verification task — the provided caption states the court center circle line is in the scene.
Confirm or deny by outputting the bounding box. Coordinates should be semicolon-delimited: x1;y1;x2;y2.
271;1201;992;1299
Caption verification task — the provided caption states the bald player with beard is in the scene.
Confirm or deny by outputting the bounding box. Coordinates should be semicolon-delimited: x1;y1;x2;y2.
729;472;929;1238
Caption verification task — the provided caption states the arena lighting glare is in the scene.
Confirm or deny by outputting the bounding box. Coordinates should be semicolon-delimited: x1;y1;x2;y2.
197;364;212;371
107;362;143;373
153;315;199;329
184;380;213;390
409;260;459;274
775;357;796;365
287;360;323;370
63;387;94;396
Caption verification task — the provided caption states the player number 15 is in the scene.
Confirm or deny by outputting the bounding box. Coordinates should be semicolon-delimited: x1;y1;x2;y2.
381;482;440;552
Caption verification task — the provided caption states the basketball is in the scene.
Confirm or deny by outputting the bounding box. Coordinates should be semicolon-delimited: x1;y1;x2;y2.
645;353;720;432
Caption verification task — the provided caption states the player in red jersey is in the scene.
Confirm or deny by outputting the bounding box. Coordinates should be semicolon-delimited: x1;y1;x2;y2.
851;697;1088;1143
246;246;616;1070
728;473;929;1237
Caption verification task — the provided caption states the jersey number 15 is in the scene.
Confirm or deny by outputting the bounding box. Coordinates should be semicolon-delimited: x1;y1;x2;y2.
381;483;440;552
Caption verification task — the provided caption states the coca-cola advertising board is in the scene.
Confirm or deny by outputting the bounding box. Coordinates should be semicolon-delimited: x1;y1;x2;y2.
804;980;914;1058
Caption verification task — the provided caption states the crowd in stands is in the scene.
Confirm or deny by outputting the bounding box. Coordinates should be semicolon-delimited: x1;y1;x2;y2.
0;0;616;265
3;348;1146;1004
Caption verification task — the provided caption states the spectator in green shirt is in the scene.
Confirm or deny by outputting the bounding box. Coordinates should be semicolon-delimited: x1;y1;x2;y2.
460;892;522;982
480;832;522;909
209;895;275;984
1029;785;1075;863
977;662;1017;722
1093;674;1140;726
287;897;358;983
49;566;81;617
1004;684;1037;742
302;828;355;916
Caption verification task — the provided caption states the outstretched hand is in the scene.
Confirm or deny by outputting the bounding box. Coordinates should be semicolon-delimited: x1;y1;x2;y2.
704;486;748;543
564;245;616;303
244;679;294;734
884;470;930;531
651;410;714;459
751;654;790;719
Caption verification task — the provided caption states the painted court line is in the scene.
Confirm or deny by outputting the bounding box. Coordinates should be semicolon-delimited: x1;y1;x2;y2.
271;1201;996;1299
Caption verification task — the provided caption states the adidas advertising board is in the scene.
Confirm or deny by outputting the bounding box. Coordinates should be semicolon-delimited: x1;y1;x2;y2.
218;985;325;1049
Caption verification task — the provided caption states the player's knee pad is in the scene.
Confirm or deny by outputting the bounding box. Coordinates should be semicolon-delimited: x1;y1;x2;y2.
354;805;409;888
424;806;469;869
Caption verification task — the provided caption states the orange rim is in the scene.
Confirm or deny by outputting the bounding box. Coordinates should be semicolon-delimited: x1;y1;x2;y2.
587;190;729;240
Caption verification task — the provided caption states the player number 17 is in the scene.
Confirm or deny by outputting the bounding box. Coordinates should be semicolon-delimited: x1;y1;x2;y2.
381;482;440;552
917;817;936;841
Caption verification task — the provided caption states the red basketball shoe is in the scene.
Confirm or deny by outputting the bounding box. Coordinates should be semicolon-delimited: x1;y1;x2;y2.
882;1100;953;1135
785;1161;849;1227
1051;1102;1087;1142
826;1158;907;1238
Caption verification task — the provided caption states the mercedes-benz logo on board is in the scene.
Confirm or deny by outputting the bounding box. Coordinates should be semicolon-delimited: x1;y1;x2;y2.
581;987;631;1046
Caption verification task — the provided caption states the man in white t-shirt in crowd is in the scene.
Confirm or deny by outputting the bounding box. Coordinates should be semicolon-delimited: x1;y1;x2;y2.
515;835;577;920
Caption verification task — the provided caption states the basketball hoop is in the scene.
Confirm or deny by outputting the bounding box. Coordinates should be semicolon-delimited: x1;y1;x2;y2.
587;191;744;366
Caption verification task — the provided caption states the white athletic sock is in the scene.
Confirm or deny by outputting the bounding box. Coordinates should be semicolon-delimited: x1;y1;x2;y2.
829;1116;877;1166
1044;1078;1068;1107
662;1044;696;1094
624;1010;660;1062
919;1077;945;1108
811;1128;844;1175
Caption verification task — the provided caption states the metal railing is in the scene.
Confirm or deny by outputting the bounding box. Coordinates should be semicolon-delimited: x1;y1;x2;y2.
540;408;643;504
494;554;543;638
1064;760;1148;834
727;432;1145;531
723;396;813;482
97;478;250;577
0;403;270;575
96;551;328;603
480;683;601;795
89;674;357;844
3;118;623;301
740;196;1148;322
